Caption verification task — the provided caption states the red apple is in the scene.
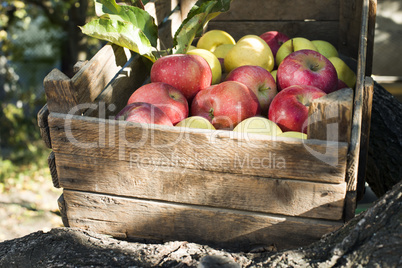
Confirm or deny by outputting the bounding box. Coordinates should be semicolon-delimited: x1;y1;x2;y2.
191;81;260;129
277;49;338;94
337;79;348;90
225;65;277;114
115;102;173;126
260;31;290;59
268;85;326;133
150;54;212;101
127;82;188;125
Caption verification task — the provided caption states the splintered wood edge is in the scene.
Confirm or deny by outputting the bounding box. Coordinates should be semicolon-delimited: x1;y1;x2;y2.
308;88;354;143
48;151;59;188
344;0;372;222
37;104;52;149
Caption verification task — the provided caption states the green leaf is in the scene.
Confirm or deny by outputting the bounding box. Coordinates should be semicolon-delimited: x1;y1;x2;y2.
80;18;157;62
173;0;233;54
81;0;158;61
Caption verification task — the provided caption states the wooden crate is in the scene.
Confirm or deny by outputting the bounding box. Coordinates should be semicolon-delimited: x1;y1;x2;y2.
38;0;376;251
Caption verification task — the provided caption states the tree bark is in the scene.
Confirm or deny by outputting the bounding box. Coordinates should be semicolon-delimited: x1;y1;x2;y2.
0;181;400;267
365;81;402;197
0;83;400;267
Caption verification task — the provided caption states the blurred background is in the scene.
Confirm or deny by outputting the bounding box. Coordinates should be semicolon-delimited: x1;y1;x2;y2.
0;0;401;242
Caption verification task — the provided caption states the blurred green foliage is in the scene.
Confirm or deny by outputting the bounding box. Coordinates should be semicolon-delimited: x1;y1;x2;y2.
0;1;99;190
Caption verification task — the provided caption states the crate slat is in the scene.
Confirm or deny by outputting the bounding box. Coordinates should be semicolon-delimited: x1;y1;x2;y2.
55;153;347;220
48;113;348;184
63;189;343;251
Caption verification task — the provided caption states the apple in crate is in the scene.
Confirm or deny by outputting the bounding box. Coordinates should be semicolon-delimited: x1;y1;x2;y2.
115;102;173;126
276;37;318;66
268;85;326;133
259;31;290;59
150;54;212;101
233;116;282;137
127;82;188;125
191;81;260;130
277;49;338;93
176;116;216;130
225;65;278;114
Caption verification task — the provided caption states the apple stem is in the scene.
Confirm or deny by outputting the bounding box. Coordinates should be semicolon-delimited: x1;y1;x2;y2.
209;108;214;119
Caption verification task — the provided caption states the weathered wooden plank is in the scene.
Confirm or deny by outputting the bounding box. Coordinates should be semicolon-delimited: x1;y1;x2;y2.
37;104;51;149
43;69;78;114
308;88;354;143
63;190;343;251
344;0;372;221
48;151;59;188
48;113;348;184
70;44;132;109
57;194;69;227
213;0;340;21
356;77;374;201
83;54;151;119
56;153;346;220
206;21;339;45
145;0;180;26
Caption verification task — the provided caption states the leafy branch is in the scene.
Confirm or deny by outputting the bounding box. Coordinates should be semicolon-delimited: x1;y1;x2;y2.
80;0;232;62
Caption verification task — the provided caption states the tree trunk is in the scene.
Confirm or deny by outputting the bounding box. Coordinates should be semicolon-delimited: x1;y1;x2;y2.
0;83;400;267
365;81;402;197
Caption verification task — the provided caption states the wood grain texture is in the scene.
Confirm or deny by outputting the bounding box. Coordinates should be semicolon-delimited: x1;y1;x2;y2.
344;0;373;221
356;77;374;201
206;21;339;44
84;54;150;119
37;104;51;149
55;153;347;220
63;189;343;251
48;151;59;188
57;194;69;227
213;0;339;21
43;69;78;114
308;88;354;143
48;113;348;184
70;44;132;109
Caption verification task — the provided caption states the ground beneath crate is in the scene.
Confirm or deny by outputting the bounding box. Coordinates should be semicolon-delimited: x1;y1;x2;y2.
0;174;63;242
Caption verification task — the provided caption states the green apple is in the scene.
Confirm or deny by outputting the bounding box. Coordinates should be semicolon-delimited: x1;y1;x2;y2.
276;37;318;66
312;40;339;59
277;131;307;139
176;116;216;130
328;57;357;88
187;48;222;85
224;35;275;73
270;70;277;82
233;116;282;137
197;30;236;52
213;44;235;59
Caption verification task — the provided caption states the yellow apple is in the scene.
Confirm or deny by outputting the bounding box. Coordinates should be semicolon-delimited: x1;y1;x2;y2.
270;70;277;82
277;131;307;139
187;48;222;85
233;116;282;137
276;37;318;66
224;35;275;73
176;116;215;130
213;44;235;59
312;40;339;59
328;57;357;88
197;30;236;52
187;45;197;51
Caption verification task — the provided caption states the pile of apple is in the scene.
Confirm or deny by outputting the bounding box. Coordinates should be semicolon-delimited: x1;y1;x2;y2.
116;29;357;139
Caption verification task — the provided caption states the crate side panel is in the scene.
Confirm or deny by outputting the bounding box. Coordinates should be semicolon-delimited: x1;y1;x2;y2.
214;0;340;21
207;21;339;45
48;114;348;184
71;44;133;107
63;190;343;251
56;153;347;220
